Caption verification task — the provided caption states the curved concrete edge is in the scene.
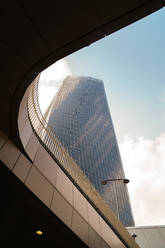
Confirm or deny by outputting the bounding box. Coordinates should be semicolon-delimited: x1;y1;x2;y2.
18;79;125;247
0;78;139;248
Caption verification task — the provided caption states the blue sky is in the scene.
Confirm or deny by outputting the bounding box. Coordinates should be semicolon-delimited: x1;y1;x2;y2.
65;8;165;139
39;8;165;226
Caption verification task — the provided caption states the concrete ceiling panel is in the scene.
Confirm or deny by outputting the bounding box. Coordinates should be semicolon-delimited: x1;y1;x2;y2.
93;0;147;24
0;1;49;65
103;0;163;37
18;0;101;50
0;42;30;101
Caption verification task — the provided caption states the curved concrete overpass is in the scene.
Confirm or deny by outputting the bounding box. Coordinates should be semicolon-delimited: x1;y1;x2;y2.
0;0;164;246
17;76;138;247
0;76;139;247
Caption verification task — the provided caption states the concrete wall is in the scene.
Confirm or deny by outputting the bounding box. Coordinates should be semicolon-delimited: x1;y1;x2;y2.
0;87;128;248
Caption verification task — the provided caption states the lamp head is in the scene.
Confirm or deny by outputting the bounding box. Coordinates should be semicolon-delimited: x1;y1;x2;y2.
123;179;129;184
101;180;107;185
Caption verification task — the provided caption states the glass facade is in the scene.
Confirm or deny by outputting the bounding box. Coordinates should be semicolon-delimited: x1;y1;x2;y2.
46;76;134;226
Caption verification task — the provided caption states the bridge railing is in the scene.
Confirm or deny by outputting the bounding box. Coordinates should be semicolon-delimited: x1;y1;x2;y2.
27;75;139;248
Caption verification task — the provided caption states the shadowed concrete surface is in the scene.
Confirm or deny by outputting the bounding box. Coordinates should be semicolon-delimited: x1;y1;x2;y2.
0;160;88;248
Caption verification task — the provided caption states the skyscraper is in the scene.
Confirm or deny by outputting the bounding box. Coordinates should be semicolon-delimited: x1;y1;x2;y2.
46;76;134;226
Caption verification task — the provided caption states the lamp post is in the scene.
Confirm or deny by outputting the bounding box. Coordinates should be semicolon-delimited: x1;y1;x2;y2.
101;178;129;185
101;178;129;219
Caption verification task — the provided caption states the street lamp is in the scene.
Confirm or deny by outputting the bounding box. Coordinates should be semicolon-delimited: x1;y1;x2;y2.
101;178;129;185
101;178;129;219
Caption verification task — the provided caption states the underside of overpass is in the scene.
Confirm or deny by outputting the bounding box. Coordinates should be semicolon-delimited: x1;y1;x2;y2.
0;160;88;247
0;0;164;246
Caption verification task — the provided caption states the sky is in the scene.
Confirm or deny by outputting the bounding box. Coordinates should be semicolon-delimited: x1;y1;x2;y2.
38;8;165;226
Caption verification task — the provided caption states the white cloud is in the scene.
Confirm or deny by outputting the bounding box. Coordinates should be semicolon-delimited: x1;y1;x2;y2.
38;59;72;113
40;59;72;84
119;134;165;226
